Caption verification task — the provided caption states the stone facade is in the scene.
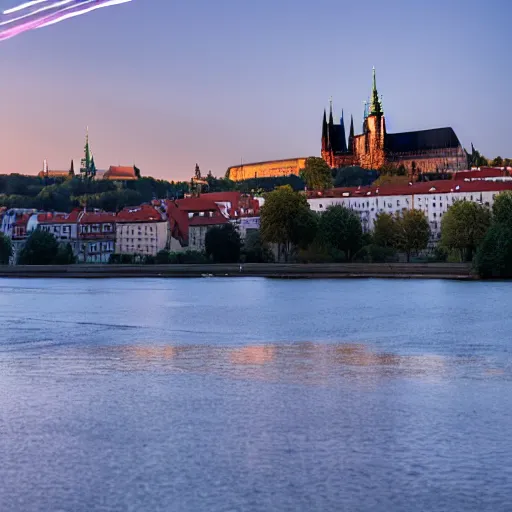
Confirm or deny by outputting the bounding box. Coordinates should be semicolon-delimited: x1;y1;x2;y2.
227;158;307;181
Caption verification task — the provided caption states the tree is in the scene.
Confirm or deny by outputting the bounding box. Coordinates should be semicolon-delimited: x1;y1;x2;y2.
333;166;378;188
205;224;241;263
17;230;60;265
0;233;12;265
474;223;512;278
243;231;274;263
440;201;491;262
155;249;172;264
467;144;488;168
373;212;398;248
299;157;333;190
394;209;430;262
260;186;317;261
317;205;363;260
492;191;512;226
54;243;76;265
492;156;504;167
372;174;410;188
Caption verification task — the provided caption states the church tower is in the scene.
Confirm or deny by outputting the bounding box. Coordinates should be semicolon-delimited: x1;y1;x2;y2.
360;67;386;169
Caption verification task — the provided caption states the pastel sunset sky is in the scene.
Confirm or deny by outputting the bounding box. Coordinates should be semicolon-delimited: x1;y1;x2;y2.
0;0;510;180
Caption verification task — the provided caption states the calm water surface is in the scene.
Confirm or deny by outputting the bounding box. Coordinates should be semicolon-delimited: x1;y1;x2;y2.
0;277;511;511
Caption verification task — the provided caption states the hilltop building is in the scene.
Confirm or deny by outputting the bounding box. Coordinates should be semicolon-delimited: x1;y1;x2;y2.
77;129;139;181
227;158;307;182
38;159;74;180
321;68;467;177
226;68;467;181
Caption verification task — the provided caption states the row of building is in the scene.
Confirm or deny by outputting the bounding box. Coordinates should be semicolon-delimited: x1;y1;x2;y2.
0;192;261;263
307;168;512;246
2;168;511;262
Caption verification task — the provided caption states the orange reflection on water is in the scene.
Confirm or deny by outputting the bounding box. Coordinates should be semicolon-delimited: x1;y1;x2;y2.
89;342;457;385
230;346;276;365
120;345;177;360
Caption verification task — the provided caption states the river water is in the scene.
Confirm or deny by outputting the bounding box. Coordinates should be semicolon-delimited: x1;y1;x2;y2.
0;277;511;511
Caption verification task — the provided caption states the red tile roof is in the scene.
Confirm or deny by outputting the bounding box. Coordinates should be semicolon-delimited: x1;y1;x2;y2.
174;197;220;212
188;215;229;227
195;192;260;218
37;210;81;224
201;191;241;209
162;199;228;245
14;213;31;227
103;166;137;181
116;204;164;223
452;168;508;181
164;200;189;244
309;180;512;199
78;211;117;224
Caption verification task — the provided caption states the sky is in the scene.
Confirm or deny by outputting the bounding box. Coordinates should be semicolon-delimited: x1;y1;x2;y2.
0;0;510;180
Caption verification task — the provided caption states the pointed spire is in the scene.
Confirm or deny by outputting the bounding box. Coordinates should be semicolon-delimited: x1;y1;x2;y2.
369;67;383;116
339;109;347;153
322;108;328;150
90;155;96;178
348;114;355;154
80;126;92;178
69;159;74;176
328;97;334;126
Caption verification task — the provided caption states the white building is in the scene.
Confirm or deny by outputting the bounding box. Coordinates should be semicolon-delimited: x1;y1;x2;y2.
77;211;116;263
308;180;512;243
38;211;81;255
115;205;168;257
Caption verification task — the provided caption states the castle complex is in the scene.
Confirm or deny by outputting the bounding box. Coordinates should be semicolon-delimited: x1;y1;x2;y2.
227;68;467;181
322;68;467;176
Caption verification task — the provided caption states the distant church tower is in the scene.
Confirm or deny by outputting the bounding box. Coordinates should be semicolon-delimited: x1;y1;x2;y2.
80;128;96;179
358;67;386;169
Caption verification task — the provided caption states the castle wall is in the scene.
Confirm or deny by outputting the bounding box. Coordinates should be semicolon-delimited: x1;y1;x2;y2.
228;158;307;181
387;147;467;174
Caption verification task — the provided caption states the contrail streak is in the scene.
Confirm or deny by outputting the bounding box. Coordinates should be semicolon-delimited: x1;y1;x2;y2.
38;0;132;28
3;0;48;15
0;0;133;41
1;0;75;27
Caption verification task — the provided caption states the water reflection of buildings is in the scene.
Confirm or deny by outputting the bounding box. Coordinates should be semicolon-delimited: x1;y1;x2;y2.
97;342;447;384
230;346;276;365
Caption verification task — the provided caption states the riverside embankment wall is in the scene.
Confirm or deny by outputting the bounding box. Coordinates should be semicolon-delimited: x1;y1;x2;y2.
0;263;474;279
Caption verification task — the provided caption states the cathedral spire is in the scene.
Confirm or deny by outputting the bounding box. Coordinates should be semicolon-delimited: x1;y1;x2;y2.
322;109;327;139
369;67;383;116
339;109;347;153
322;109;328;151
348;114;355;153
328;97;334;126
